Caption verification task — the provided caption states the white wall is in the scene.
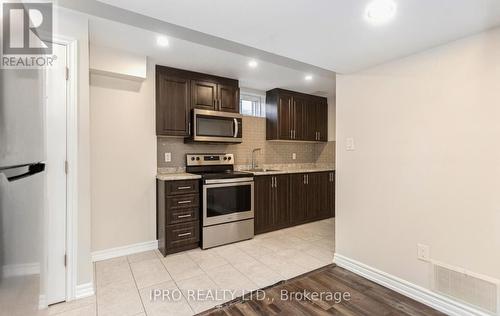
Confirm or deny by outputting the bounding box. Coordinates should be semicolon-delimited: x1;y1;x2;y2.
336;26;500;292
89;58;156;252
53;7;92;288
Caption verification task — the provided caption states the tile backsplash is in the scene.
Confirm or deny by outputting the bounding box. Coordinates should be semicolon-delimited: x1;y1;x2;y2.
157;116;335;170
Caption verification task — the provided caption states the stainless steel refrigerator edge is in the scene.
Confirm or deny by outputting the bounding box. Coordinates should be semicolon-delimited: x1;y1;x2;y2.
0;66;48;315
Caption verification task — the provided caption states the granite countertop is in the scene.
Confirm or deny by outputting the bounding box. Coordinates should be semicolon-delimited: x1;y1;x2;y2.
245;167;335;176
156;172;201;181
156;165;335;180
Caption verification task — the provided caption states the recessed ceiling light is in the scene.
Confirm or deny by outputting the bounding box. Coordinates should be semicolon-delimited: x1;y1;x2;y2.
248;60;258;68
156;36;169;47
365;0;396;24
305;75;313;81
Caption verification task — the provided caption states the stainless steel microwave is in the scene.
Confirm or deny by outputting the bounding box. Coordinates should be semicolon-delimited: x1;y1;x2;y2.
189;109;243;143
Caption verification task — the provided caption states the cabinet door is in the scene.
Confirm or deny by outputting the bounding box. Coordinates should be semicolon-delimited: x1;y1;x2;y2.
277;93;293;140
191;80;217;111
304;98;317;141
274;174;290;229
328;171;335;217
305;173;321;220
316;172;331;219
218;84;239;113
254;176;274;234
156;73;190;136
293;96;307;140
316;100;328;142
289;173;308;225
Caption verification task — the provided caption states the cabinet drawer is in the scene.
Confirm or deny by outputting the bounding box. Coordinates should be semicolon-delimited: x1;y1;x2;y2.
166;222;199;249
166;180;199;196
167;194;199;209
167;208;199;225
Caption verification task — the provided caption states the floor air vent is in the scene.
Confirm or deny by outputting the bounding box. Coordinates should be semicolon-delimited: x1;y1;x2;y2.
433;262;499;314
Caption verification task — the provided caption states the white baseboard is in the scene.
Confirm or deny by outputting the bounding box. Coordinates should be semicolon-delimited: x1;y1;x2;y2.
2;262;40;278
91;240;158;262
75;282;94;299
39;294;47;310
334;254;492;316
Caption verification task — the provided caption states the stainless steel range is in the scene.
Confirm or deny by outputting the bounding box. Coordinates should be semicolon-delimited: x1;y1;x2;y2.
186;154;254;249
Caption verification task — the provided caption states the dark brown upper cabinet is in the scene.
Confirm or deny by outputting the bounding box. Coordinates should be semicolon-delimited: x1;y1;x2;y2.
217;84;239;113
266;88;328;142
191;80;218;111
156;70;191;137
156;65;240;136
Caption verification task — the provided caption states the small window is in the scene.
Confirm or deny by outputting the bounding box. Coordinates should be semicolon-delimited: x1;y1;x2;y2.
240;93;265;117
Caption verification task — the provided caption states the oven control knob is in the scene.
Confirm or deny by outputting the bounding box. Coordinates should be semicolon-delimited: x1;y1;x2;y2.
191;157;195;161
196;157;200;161
227;156;232;160
223;157;228;160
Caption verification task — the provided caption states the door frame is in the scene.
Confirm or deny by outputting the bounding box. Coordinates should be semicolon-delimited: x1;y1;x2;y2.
47;35;79;302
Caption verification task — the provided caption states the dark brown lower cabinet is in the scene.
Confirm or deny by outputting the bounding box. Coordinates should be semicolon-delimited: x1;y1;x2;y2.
316;172;332;220
289;173;308;225
328;171;335;217
257;171;335;234
157;179;200;256
254;175;289;234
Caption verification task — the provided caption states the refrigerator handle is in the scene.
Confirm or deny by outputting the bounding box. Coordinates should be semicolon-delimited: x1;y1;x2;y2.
5;163;45;182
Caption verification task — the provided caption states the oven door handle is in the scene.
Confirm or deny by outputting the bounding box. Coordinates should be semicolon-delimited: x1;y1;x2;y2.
233;118;239;138
204;177;253;185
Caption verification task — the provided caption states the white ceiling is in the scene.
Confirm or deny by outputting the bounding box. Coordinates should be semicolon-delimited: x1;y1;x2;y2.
97;0;500;73
89;18;336;97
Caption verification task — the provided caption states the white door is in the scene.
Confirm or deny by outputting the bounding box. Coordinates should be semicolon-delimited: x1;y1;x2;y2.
45;43;68;305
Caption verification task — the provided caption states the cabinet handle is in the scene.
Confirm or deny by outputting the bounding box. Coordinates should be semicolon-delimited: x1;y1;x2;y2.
178;232;192;237
306;174;309;184
303;174;306;184
188;122;191;135
290;130;292;139
177;214;192;218
275;177;278;188
177;186;191;190
177;200;191;204
293;130;296;139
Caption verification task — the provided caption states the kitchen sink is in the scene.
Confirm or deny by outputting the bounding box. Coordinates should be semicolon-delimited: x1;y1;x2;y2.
243;168;281;172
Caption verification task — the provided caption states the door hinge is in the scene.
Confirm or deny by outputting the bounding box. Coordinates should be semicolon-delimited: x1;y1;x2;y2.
65;67;69;81
64;161;68;174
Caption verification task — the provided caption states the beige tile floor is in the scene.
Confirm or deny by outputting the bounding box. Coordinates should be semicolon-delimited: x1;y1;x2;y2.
48;218;334;316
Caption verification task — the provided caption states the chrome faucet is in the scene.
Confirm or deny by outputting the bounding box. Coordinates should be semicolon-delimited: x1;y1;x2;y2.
251;148;262;170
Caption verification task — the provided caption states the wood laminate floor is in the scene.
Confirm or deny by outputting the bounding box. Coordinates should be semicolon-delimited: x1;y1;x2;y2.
198;265;445;316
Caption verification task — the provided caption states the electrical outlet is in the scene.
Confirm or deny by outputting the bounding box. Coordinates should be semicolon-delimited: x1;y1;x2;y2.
292;153;297;160
346;137;356;151
164;152;171;163
417;244;431;262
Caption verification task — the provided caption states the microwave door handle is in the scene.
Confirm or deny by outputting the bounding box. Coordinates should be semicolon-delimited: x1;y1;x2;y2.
233;118;238;138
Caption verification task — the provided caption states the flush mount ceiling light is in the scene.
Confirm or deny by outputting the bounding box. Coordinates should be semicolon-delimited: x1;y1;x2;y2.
365;0;397;24
305;75;313;81
248;60;258;68
156;36;169;47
